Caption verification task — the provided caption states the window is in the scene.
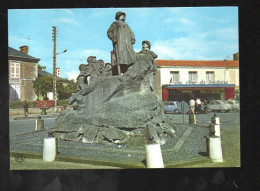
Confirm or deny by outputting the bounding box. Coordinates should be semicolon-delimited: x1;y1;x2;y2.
10;62;20;78
170;71;179;82
189;71;197;81
206;71;214;82
228;101;233;105
215;101;220;105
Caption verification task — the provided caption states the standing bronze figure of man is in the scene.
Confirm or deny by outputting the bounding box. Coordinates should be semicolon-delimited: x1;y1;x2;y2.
107;11;136;75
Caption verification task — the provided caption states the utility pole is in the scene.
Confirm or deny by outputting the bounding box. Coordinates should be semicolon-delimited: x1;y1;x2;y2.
52;26;57;112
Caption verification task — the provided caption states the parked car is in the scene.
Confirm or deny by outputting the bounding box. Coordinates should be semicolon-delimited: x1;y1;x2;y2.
163;101;179;114
163;101;189;114
208;100;232;112
224;100;240;112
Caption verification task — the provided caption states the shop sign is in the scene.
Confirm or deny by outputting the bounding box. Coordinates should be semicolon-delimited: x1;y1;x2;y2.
208;80;228;84
172;80;229;85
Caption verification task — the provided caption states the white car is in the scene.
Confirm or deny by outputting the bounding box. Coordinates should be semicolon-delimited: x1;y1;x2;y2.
208;100;232;112
163;101;179;113
225;100;240;112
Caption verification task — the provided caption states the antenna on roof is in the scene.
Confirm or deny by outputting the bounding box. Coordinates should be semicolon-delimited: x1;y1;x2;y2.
18;34;34;41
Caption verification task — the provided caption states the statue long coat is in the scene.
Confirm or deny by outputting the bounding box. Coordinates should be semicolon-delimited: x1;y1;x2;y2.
107;20;136;65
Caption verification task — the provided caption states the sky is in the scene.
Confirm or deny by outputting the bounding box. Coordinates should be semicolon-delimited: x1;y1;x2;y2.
8;7;238;80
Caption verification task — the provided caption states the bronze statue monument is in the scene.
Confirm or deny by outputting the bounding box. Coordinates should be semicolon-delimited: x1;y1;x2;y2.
55;11;176;147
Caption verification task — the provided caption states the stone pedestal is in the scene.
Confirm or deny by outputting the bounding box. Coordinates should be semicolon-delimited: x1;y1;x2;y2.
54;54;168;146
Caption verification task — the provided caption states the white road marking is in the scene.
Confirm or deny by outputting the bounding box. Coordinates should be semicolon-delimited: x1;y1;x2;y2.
173;127;193;151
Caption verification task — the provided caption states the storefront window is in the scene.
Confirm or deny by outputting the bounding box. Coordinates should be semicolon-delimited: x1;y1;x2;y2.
170;71;179;82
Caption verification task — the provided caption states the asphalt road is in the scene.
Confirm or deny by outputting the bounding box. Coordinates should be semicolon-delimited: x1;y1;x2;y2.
167;112;240;130
9;112;240;137
10;117;56;136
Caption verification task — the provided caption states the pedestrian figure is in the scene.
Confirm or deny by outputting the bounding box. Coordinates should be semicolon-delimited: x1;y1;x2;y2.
107;11;136;74
196;98;202;114
23;100;29;117
189;98;195;114
203;99;208;114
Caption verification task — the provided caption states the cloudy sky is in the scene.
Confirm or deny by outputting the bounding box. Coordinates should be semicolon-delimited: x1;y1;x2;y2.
8;7;238;80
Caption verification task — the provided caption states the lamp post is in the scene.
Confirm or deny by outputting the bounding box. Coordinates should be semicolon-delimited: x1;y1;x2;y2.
53;49;67;112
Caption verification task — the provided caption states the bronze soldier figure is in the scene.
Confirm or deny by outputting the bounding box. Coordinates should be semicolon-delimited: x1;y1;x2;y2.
87;56;103;83
138;40;158;91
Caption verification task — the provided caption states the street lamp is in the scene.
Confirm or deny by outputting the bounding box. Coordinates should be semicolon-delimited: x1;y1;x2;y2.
53;49;67;112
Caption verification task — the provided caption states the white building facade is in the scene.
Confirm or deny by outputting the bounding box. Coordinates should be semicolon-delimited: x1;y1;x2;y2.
154;59;239;102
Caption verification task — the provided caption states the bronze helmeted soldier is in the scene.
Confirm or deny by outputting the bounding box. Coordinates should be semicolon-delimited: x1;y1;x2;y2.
87;56;103;83
137;40;158;91
76;64;89;91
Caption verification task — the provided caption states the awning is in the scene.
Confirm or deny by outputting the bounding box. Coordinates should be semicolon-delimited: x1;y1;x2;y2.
162;84;235;90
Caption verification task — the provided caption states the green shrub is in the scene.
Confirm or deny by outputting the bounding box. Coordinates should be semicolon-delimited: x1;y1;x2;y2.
57;99;69;106
9;101;34;109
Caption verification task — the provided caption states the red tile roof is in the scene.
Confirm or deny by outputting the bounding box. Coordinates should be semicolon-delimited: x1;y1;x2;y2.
156;60;239;68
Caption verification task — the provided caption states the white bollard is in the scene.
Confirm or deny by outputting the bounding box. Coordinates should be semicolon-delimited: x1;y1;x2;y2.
145;143;164;168
215;117;220;125
43;137;56;162
214;124;220;137
209;136;223;162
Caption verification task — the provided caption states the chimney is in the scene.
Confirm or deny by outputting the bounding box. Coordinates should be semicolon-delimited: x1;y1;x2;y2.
233;53;239;61
19;45;29;55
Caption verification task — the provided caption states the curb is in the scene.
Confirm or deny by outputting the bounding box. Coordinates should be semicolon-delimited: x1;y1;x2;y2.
10;150;209;169
13;116;58;120
10;151;145;169
164;157;210;168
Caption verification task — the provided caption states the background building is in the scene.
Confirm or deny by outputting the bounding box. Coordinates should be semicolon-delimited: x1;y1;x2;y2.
154;55;239;102
8;46;40;101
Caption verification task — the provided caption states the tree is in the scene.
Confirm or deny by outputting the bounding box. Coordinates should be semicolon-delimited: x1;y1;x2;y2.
38;64;46;70
33;75;77;100
57;78;77;100
33;75;53;100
